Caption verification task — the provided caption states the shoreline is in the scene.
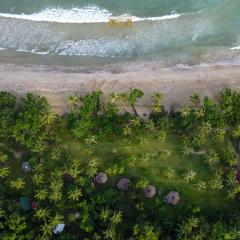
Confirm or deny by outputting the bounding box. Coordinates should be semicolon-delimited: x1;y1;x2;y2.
1;61;240;115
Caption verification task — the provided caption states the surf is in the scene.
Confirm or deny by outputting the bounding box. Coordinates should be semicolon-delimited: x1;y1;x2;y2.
0;7;180;24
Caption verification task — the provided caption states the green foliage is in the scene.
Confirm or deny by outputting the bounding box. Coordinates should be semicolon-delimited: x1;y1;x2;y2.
0;92;16;138
1;89;240;239
12;94;55;152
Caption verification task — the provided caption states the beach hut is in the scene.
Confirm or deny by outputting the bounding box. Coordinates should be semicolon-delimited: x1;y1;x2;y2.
94;172;108;184
20;197;31;212
165;191;180;205
143;185;156;198
117;178;131;191
53;223;65;234
22;161;31;173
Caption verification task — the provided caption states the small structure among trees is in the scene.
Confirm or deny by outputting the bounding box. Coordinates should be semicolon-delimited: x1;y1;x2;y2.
22;162;31;173
165;191;180;205
143;185;156;198
94;173;108;184
117;178;131;191
20;196;30;212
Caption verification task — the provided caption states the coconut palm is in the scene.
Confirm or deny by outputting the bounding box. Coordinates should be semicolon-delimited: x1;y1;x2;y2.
85;135;98;145
204;150;219;166
0;152;7;163
49;188;62;202
66;95;79;112
232;125;240;138
35;189;48;201
183;170;197;183
32;173;44;186
35;208;51;221
157;130;167;143
10;178;25;190
86;157;99;177
164;167;175;179
196;181;207;190
0;167;10;178
68;187;82;201
100;208;111;221
213;128;225;143
111;211;122;225
145;119;155;131
221;145;237;166
151;93;163;113
180;106;191;118
190;93;201;107
210;176;223;190
0;208;5;217
103;226;116;240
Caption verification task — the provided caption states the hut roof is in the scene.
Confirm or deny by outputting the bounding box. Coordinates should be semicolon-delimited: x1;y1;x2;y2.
165;191;180;205
20;197;30;212
22;162;31;173
117;178;131;191
94;172;108;184
53;223;65;234
144;185;156;198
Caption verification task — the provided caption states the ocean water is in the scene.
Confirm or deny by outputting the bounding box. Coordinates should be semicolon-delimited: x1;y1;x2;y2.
0;0;240;66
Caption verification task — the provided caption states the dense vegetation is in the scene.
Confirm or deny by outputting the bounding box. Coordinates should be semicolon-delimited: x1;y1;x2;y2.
1;89;240;239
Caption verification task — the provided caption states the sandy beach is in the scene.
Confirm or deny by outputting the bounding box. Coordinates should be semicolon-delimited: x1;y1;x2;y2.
1;61;240;115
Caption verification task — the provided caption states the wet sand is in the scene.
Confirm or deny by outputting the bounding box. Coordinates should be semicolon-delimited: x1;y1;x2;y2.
0;61;240;115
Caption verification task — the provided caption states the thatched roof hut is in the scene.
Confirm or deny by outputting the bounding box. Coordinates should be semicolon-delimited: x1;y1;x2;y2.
143;185;156;198
94;172;108;184
165;191;180;205
117;178;131;191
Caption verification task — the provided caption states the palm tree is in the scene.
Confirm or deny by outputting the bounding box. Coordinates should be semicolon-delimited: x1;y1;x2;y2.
157;130;167;143
35;208;51;221
180;106;191;118
213;128;225;143
68;187;82;201
164;167;175;179
49;188;62;202
204;150;219;166
210;176;223;190
10;178;25;190
100;208;111;221
66;95;79;112
35;189;48;201
151;93;163;113
111;211;122;225
32;173;44;186
0;152;7;163
232;125;240;138
0;208;5;217
196;181;207;190
190;93;201;107
0;167;10;178
145;119;155;131
85;135;98;145
183;170;197;183
103;226;116;240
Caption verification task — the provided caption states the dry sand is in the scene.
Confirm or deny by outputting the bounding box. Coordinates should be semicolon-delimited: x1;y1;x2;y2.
0;61;240;115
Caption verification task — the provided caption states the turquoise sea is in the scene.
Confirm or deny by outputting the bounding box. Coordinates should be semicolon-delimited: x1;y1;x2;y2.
0;0;240;66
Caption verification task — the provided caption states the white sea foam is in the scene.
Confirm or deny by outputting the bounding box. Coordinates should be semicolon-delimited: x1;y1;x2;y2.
231;46;240;50
0;7;180;23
